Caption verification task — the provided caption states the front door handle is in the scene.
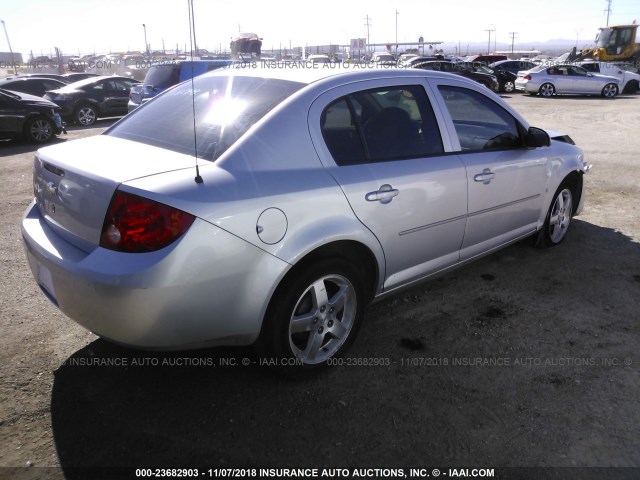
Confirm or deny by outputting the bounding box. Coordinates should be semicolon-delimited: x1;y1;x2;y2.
365;184;399;204
474;168;495;185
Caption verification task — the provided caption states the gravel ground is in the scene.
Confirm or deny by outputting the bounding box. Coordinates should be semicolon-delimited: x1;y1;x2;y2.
1;93;639;480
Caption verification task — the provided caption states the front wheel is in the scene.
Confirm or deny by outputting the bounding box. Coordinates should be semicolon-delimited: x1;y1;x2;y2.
259;259;366;371
536;185;574;248
601;83;618;98
24;116;54;144
539;83;555;98
502;80;515;93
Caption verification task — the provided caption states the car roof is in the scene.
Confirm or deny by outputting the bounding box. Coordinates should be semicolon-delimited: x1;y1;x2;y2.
0;76;65;83
55;75;139;90
201;62;490;94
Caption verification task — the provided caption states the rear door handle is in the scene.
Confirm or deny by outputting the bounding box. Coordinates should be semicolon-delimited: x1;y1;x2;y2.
365;184;399;204
474;168;495;185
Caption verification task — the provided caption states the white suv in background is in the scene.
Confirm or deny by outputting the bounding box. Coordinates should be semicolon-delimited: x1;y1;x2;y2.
580;61;640;93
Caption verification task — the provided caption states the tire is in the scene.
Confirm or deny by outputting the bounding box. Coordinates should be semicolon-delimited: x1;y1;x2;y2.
535;184;574;248
539;83;555;98
502;80;515;93
601;83;618;98
24;116;55;144
75;104;97;126
258;258;366;372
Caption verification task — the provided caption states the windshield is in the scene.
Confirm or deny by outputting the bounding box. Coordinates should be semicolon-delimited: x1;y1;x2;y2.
107;74;304;162
144;64;181;89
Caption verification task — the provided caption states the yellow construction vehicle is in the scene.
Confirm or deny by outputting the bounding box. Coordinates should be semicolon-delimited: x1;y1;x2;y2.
570;23;640;67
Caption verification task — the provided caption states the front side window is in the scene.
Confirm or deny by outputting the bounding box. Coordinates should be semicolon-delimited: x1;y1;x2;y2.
321;85;444;165
438;85;523;151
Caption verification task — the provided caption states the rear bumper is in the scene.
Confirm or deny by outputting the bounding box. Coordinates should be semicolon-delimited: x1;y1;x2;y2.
22;200;289;349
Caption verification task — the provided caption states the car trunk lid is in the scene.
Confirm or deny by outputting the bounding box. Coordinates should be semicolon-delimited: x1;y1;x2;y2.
33;135;196;252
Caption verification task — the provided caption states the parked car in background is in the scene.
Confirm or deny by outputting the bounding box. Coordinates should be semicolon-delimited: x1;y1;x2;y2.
515;64;621;97
483;66;518;93
44;75;140;126
308;55;331;64
465;54;508;65
404;55;452;68
579;61;640;93
371;52;397;66
127;59;233;112
398;53;419;65
2;73;70;83
490;59;537;75
21;66;588;372
412;60;499;92
0;77;68;97
0;88;65;143
63;72;101;82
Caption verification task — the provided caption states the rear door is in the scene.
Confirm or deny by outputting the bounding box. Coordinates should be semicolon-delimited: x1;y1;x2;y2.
430;80;548;260
309;79;468;291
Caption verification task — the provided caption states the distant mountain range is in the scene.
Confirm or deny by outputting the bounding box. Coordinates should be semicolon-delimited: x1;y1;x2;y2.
446;38;593;56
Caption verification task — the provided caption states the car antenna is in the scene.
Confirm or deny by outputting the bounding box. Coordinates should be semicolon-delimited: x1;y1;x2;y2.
188;0;203;184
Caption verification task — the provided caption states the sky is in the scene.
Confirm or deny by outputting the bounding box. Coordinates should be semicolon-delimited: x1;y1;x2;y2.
1;0;638;57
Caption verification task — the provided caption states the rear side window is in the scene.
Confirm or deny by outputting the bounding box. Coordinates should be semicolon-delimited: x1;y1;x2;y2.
438;85;523;151
107;75;304;161
321;85;444;165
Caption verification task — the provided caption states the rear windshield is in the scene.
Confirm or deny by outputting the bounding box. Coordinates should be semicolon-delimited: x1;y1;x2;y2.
107;74;304;161
143;64;181;89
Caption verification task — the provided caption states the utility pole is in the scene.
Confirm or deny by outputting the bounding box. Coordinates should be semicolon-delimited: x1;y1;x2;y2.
1;20;16;74
484;28;495;54
395;9;399;57
187;0;198;55
364;14;372;54
509;31;518;55
142;24;149;56
604;0;612;26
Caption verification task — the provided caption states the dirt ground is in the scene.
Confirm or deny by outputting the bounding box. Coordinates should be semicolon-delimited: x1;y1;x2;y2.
1;93;639;480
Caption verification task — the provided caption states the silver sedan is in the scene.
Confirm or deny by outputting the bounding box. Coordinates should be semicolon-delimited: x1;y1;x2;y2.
515;64;621;97
22;67;589;372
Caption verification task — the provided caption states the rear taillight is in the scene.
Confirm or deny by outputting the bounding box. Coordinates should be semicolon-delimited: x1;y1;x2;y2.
524;74;532;80
100;190;195;253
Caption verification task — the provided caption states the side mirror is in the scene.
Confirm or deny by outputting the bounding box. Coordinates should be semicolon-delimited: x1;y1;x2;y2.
525;126;550;148
587;72;594;77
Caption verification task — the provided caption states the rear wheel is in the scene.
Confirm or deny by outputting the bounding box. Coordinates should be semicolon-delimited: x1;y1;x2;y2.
258;258;366;372
539;83;555;98
535;184;574;248
502;80;515;93
601;83;618;98
75;104;97;126
24;116;54;144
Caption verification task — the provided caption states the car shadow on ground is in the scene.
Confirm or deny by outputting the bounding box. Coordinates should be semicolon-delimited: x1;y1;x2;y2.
50;219;640;477
0;119;118;157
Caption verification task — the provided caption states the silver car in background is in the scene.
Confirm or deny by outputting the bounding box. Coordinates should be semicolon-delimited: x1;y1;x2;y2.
22;67;589;372
515;64;621;98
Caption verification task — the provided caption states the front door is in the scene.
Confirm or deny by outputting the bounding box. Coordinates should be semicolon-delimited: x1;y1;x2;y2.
431;82;548;260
